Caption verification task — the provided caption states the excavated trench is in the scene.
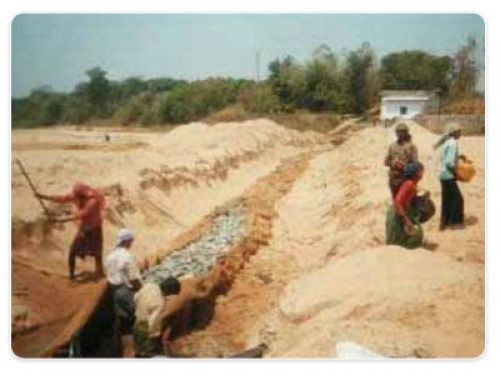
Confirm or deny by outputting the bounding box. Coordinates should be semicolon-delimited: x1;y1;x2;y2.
144;207;246;283
55;152;313;358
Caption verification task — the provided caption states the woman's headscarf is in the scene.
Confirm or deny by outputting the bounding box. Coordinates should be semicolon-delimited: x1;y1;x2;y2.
433;122;462;150
72;182;106;209
395;122;411;142
445;122;462;136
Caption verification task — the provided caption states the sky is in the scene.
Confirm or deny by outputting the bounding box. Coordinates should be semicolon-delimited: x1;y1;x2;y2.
11;14;485;98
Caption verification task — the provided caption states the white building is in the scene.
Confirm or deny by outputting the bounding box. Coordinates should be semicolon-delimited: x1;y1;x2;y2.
380;90;439;121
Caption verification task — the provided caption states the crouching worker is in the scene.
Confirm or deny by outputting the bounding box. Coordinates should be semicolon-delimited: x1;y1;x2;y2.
104;228;142;357
386;162;425;249
133;277;181;357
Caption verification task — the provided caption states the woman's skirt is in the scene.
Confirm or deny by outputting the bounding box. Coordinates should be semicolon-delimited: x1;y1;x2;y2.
385;205;423;249
70;226;103;258
440;178;464;227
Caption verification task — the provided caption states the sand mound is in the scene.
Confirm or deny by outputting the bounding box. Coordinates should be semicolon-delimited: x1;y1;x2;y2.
12;119;324;265
279;246;480;323
11;119;325;356
180;120;484;358
264;121;484;358
11;119;484;358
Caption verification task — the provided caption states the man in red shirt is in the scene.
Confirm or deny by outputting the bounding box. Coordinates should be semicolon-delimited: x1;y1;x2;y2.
37;182;106;280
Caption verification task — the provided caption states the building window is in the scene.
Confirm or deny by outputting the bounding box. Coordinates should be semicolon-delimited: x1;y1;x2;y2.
400;106;408;116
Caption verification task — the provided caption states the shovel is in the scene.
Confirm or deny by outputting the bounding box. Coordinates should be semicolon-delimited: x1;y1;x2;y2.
15;159;54;217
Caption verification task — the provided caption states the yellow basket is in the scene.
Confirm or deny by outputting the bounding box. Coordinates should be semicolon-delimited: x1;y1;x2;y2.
455;157;476;182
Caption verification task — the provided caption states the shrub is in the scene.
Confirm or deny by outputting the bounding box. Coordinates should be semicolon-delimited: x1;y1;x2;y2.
63;96;93;124
238;84;280;114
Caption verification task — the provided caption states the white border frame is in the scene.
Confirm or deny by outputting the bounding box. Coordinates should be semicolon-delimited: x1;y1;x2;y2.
3;2;496;375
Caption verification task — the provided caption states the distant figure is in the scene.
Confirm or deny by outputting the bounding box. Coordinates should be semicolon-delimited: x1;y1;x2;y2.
435;123;465;230
104;134;111;142
133;277;181;357
36;182;106;280
104;228;142;357
384;122;419;198
386;162;425;249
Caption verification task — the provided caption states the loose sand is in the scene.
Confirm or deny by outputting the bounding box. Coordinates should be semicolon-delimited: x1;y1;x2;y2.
173;120;484;358
11;119;484;358
11;119;323;356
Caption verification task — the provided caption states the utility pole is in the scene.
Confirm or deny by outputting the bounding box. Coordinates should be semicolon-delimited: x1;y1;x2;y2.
255;50;261;82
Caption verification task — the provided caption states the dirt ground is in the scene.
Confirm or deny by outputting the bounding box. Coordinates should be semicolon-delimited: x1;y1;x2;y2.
11;119;484;358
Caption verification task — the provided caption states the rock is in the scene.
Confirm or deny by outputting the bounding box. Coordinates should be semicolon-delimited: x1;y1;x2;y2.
142;206;245;283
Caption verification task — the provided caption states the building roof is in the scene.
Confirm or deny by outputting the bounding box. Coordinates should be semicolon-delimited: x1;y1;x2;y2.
380;90;438;101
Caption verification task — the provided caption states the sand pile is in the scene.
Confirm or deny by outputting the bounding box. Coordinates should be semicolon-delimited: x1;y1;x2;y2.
183;120;484;358
11;119;323;356
12;119;323;270
264;121;484;358
11;118;484;358
272;246;483;358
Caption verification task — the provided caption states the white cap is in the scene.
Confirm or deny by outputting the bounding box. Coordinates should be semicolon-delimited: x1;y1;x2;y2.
116;228;134;246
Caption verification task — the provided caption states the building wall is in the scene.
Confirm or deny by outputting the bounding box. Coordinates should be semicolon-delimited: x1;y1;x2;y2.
381;99;436;120
415;114;485;135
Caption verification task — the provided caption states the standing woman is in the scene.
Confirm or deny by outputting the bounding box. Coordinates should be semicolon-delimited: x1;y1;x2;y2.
384;122;419;198
436;123;464;230
386;162;425;249
36;182;106;280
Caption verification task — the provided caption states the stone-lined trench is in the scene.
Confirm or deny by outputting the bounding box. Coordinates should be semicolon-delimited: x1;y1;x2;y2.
62;152;314;357
66;207;248;358
143;207;246;282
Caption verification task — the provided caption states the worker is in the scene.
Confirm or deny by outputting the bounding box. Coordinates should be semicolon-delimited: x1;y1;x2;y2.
384;122;419;198
435;123;465;230
104;228;143;357
36;182;105;280
133;276;181;357
386;162;425;249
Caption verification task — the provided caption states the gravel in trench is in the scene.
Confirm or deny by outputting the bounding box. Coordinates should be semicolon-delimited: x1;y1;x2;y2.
143;206;246;283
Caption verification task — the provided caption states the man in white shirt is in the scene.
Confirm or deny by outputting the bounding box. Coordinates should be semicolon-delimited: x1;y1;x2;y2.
133;277;181;357
104;228;142;357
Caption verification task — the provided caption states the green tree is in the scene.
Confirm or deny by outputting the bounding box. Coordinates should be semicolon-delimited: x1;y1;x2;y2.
80;66;111;117
62;94;93;124
344;42;379;113
110;77;147;103
302;45;343;111
157;78;246;124
380;50;453;95
114;92;157;125
12;86;65;127
238;83;280;114
268;56;305;110
448;37;479;100
145;78;187;93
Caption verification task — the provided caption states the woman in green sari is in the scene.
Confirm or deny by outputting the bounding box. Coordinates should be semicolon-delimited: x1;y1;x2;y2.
386;162;424;249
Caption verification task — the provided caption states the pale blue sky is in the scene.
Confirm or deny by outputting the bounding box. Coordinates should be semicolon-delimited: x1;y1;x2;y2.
12;14;484;98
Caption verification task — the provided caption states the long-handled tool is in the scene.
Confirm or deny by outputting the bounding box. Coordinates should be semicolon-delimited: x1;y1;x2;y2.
15;159;52;217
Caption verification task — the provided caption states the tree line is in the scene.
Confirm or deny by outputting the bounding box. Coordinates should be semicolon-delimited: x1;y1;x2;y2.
12;38;481;128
